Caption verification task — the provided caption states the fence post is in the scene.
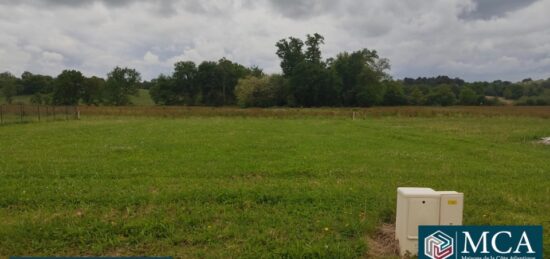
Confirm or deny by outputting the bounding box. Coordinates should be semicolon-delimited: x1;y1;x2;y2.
37;105;40;122
53;105;56;120
76;106;80;120
0;105;3;124
65;106;68;120
20;104;23;123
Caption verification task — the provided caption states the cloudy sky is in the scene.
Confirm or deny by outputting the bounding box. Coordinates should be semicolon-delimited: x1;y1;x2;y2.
0;0;549;82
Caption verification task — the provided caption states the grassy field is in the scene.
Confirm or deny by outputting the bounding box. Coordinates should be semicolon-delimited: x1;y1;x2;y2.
131;89;155;106
0;89;154;106
0;113;549;257
0;95;32;105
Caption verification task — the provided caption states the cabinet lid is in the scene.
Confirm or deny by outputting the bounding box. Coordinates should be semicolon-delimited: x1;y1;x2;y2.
397;187;440;197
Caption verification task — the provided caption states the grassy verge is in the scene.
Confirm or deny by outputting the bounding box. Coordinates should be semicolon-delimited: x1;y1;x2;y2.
0;116;549;257
77;106;550;119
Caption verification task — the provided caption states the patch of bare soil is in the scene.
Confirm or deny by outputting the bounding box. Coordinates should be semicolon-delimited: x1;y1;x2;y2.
366;223;400;258
539;137;550;145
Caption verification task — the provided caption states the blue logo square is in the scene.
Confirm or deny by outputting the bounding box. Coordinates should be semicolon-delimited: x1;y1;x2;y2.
418;226;543;259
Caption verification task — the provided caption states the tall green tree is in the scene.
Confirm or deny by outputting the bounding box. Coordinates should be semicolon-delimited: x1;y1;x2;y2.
0;72;18;104
20;72;53;95
330;49;390;106
459;87;479;105
173;61;198;104
149;74;176;105
276;33;342;107
383;81;407;105
407;86;426;105
305;33;324;64
150;61;199;105
150;59;255;106
275;37;305;77
104;67;141;106
196;61;224;106
81;76;105;105
248;66;264;78
217;58;249;105
193;59;252;106
503;84;525;100
290;62;340;107
53;70;85;105
426;84;457;106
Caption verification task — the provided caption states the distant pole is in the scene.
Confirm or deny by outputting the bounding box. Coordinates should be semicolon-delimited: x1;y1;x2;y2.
76;106;80;120
37;105;40;122
0;105;3;124
20;104;23;122
65;106;68;120
223;75;226;106
45;105;48;120
353;111;356;120
53;105;56;120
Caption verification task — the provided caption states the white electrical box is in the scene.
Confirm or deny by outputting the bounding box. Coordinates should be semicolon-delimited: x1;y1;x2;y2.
395;187;463;256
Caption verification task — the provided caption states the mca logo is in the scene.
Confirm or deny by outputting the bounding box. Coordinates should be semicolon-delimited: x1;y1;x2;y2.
424;231;454;259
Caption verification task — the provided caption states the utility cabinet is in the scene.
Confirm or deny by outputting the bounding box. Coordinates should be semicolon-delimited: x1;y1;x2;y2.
395;187;463;256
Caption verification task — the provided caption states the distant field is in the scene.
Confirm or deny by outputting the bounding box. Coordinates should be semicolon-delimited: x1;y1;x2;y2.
0;95;32;105
0;113;549;257
0;89;154;106
132;89;155;106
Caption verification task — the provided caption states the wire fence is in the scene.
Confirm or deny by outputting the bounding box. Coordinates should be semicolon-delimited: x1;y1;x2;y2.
0;104;79;125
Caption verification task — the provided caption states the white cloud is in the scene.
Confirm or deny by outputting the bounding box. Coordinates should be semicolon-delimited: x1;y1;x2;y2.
0;0;548;81
42;51;64;63
143;51;160;64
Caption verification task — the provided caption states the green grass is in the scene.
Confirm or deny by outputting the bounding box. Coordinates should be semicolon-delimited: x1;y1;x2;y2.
0;116;549;257
130;89;154;106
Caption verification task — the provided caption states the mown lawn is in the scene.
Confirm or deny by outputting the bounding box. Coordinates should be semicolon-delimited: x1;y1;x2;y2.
0;116;549;257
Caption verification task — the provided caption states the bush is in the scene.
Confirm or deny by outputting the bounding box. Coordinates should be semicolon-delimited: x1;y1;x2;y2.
503;84;525;100
459;87;479;105
235;76;274;107
234;75;289;108
30;93;43;104
407;86;426;105
0;72;19;104
426;84;456;106
517;96;550;106
383;81;407;105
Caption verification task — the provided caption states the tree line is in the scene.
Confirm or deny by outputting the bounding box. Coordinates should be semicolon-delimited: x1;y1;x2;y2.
148;58;263;106
0;67;141;106
1;33;549;106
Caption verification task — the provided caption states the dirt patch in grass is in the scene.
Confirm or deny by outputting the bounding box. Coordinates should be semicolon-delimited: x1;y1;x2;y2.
366;223;400;258
539;137;550;145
